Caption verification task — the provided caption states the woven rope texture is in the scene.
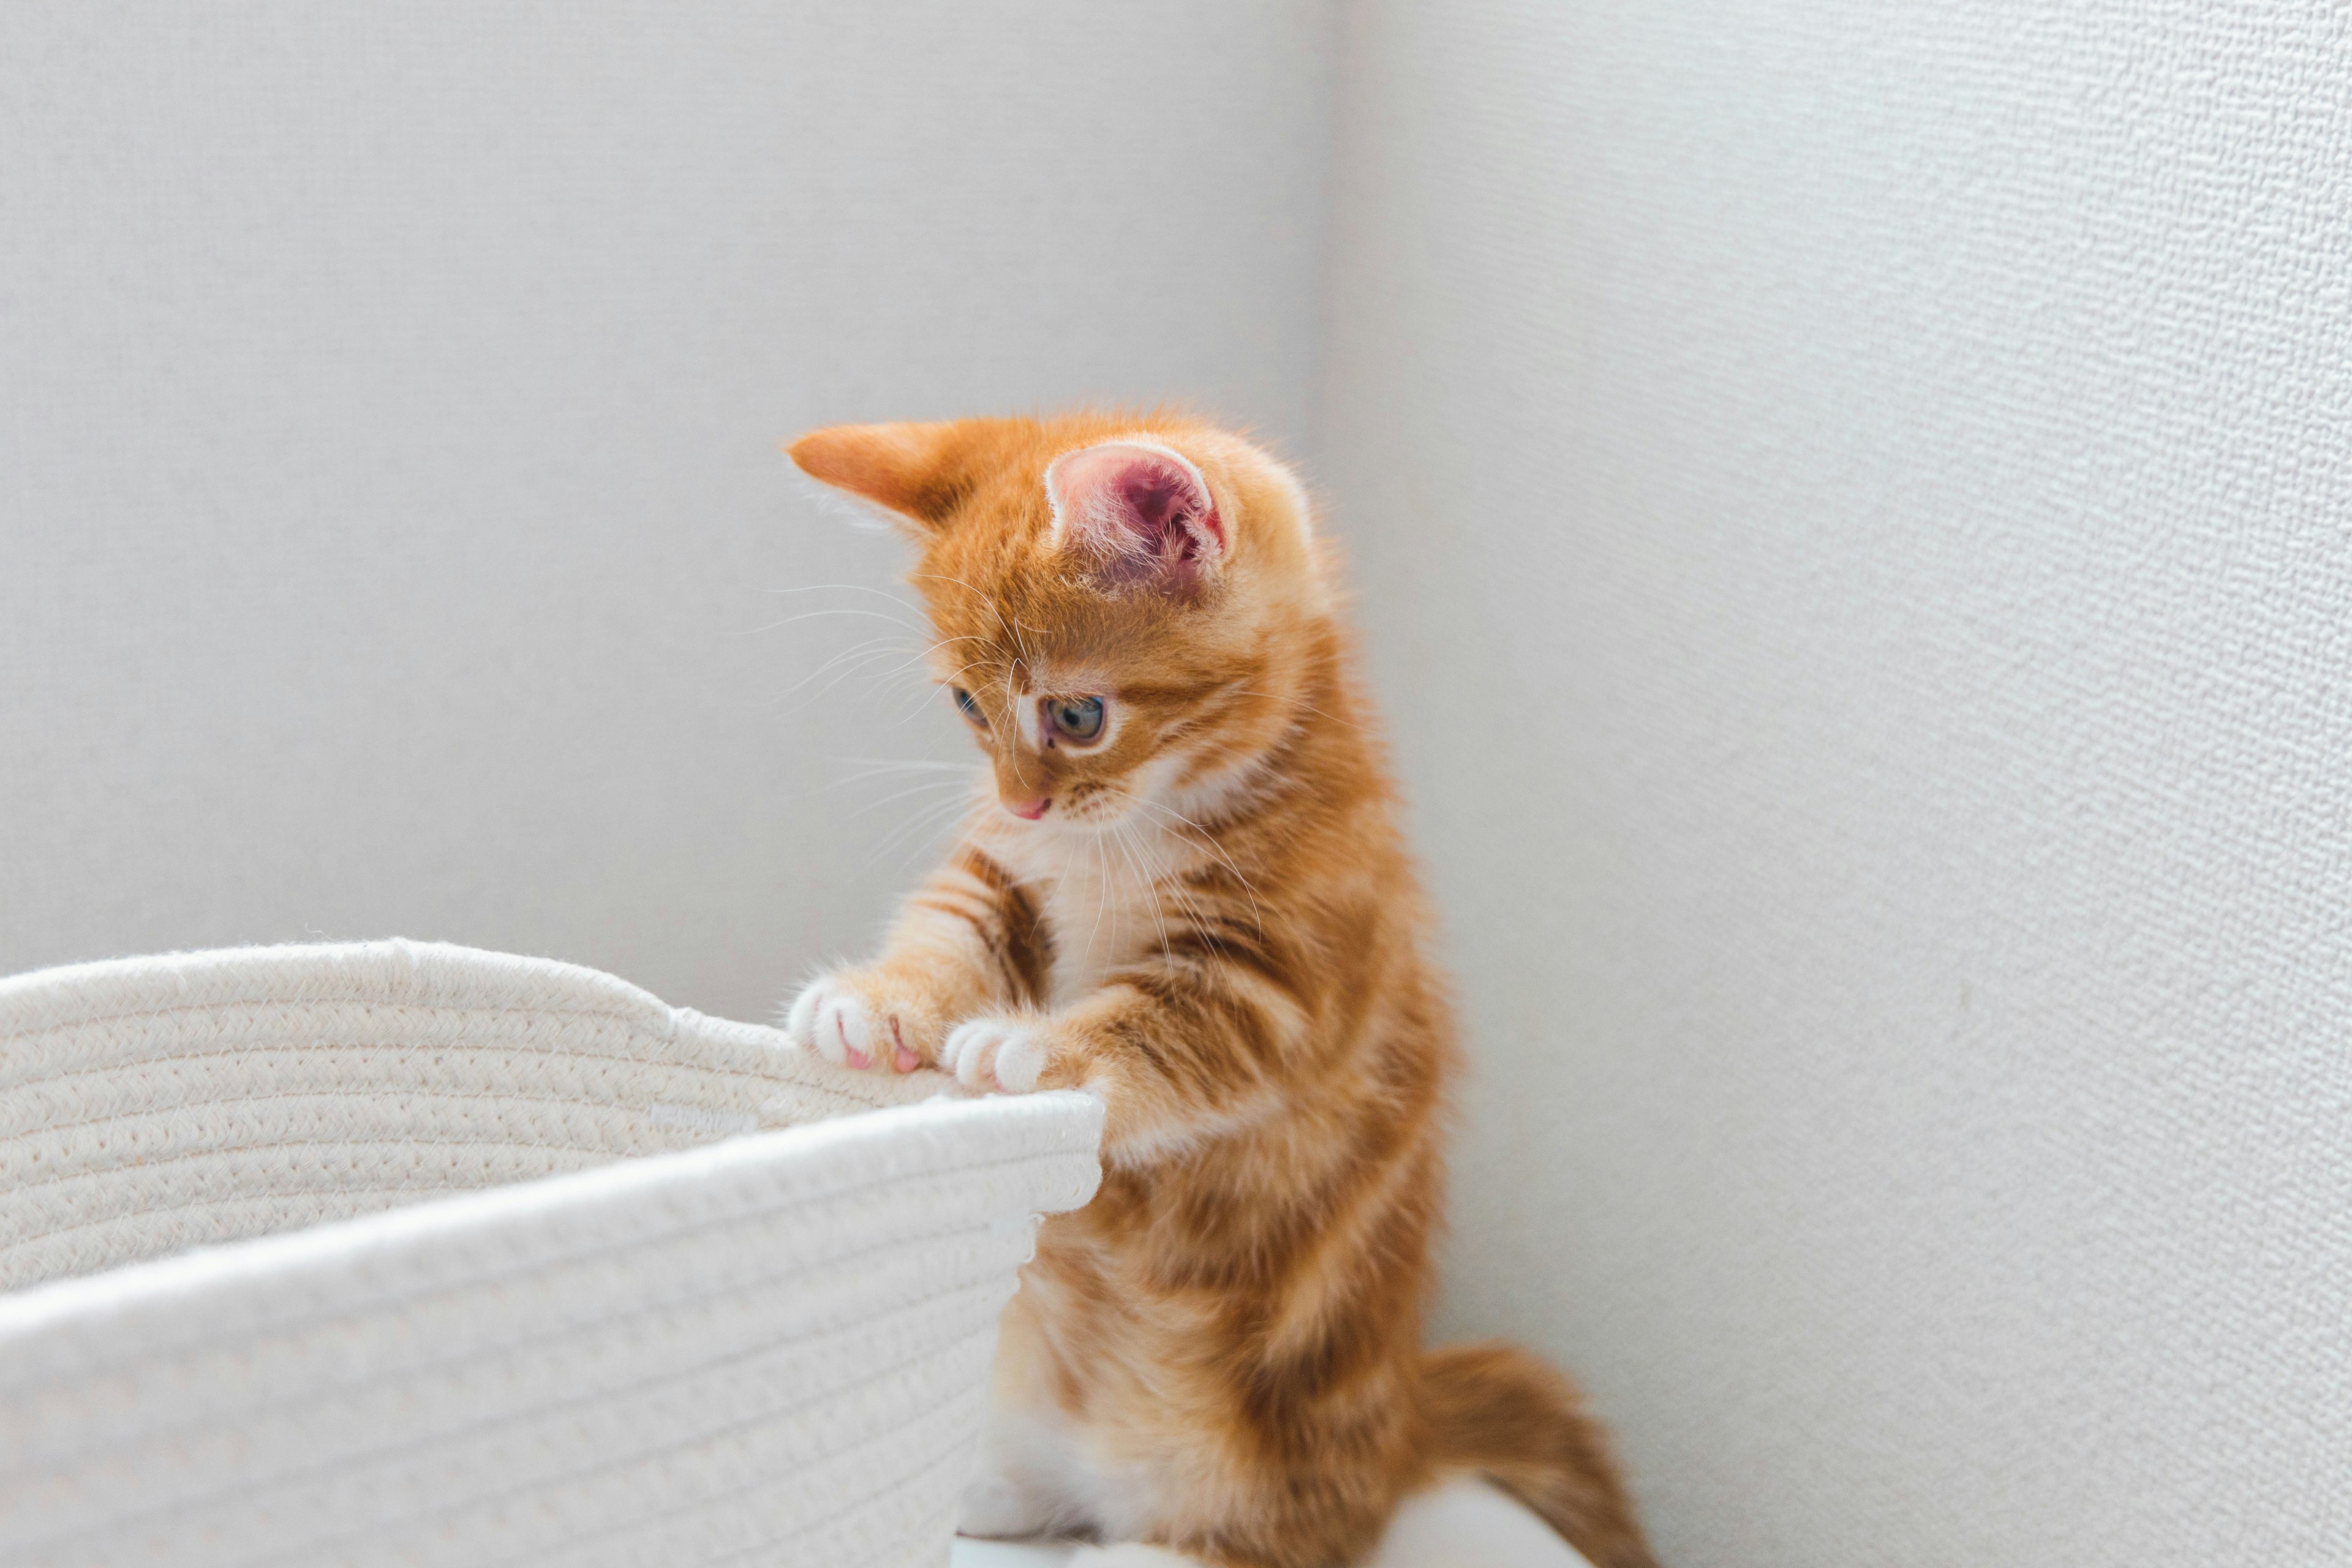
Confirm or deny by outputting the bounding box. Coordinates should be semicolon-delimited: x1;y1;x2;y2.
0;940;1104;1567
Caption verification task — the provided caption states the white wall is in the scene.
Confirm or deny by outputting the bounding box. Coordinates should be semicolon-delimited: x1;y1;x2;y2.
1314;3;2352;1565
0;2;1335;1019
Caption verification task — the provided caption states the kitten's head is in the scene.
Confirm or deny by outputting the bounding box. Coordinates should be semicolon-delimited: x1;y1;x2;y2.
788;412;1329;833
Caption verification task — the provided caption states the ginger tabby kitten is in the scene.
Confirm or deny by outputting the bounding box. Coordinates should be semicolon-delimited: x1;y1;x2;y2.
784;412;1654;1568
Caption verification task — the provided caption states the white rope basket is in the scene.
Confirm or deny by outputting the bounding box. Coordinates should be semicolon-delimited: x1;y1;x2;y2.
0;941;1104;1567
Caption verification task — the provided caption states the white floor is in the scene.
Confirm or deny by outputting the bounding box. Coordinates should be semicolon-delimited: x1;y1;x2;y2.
948;1478;1594;1568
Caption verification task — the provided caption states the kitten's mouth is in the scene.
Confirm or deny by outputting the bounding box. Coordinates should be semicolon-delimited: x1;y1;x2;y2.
1011;783;1127;832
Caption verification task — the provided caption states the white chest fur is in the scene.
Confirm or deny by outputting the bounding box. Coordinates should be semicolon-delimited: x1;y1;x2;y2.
1038;834;1171;1006
990;818;1194;1009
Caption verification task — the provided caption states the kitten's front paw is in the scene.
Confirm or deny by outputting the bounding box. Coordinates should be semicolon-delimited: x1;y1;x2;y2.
940;1014;1053;1095
783;972;933;1075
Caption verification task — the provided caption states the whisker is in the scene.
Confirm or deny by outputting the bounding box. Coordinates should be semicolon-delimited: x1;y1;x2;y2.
848;777;986;821
1130;796;1267;935
782;646;938;711
757;582;927;616
745;636;922;709
1139;824;1219;951
780;629;1002;718
1131;815;1218;957
913;571;1029;676
1011;612;1045;673
730;607;928;638
863;791;981;870
820;757;979;777
878;652;997;733
1109;819;1175;961
782;760;976;804
1226;687;1370;734
1080;817;1112;969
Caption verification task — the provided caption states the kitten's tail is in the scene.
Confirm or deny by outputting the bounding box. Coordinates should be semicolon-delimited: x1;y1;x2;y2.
1420;1342;1659;1568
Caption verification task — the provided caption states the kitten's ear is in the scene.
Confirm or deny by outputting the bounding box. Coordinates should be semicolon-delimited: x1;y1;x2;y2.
787;421;965;531
1045;440;1226;592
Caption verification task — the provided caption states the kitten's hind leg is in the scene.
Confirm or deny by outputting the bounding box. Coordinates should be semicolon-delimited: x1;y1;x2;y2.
1066;1547;1210;1567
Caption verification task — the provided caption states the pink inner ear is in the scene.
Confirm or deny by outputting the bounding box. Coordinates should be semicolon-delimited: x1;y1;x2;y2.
1046;442;1224;589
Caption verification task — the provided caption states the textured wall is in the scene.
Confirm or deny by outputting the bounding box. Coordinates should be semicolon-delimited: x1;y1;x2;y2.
0;2;1334;1018
1313;3;2352;1564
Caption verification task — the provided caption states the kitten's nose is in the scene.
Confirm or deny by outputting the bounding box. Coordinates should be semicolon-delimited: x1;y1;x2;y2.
1001;793;1051;821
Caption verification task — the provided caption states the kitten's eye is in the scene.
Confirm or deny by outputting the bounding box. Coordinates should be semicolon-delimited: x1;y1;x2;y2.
951;687;987;728
1044;695;1106;744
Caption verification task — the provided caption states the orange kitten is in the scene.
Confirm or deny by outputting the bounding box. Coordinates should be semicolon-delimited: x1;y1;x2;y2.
785;412;1654;1568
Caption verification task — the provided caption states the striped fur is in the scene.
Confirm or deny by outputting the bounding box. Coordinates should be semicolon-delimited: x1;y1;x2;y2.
785;413;1655;1568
